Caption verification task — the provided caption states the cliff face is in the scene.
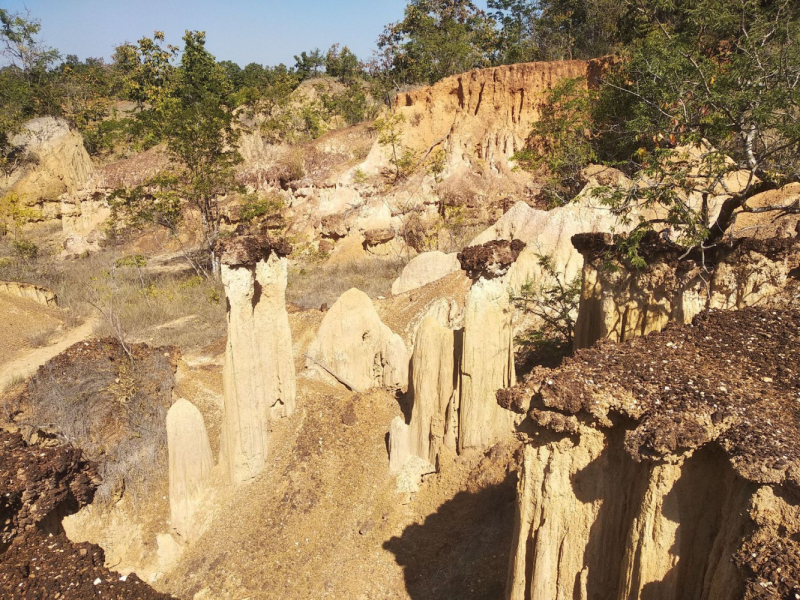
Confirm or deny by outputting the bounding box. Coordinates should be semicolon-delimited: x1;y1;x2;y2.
362;60;595;175
3;117;94;219
499;307;800;599
572;232;800;349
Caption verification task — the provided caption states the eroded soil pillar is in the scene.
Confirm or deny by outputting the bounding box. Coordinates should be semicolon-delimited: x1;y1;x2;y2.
218;235;295;484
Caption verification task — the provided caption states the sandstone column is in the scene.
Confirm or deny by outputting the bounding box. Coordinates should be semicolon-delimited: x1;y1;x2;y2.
218;235;295;484
166;398;213;541
388;416;411;473
456;240;523;451
408;316;456;465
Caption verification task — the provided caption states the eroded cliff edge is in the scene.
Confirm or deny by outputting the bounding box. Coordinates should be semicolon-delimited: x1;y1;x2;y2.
498;307;800;600
0;429;171;599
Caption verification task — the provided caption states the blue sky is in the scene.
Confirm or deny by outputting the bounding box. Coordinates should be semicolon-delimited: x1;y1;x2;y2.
0;0;431;67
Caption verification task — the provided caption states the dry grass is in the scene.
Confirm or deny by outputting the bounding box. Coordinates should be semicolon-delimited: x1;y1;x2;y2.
14;339;176;506
0;245;226;351
24;327;58;348
92;270;226;350
287;256;406;309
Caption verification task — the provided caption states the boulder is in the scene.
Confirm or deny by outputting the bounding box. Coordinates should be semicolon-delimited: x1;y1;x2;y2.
166;399;213;541
391;251;461;296
320;213;348;239
61;229;105;259
305;288;409;392
363;227;395;247
408;317;457;464
218;236;295;484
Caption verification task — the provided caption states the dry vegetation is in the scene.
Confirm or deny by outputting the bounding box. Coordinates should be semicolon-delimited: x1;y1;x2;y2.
287;256;406;309
6;339;177;505
0;242;226;352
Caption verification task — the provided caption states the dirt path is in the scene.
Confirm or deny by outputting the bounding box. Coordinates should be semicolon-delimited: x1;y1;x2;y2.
0;318;97;391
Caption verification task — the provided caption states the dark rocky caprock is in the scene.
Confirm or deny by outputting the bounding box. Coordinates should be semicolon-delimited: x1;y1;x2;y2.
457;239;526;280
0;430;172;599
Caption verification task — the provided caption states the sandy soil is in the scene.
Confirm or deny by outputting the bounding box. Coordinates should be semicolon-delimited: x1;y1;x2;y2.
0;294;97;390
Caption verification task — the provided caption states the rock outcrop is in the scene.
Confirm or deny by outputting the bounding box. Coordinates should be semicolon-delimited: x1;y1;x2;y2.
456;240;521;451
458;273;516;451
572;231;800;349
362;60;598;175
61;189;112;237
218;235;295;484
500;307;800;600
472;187;634;296
0;280;58;307
407;317;458;465
3;117;94;218
166;399;213;541
0;429;170;598
306;288;409;392
391;251;462;296
393;239;524;466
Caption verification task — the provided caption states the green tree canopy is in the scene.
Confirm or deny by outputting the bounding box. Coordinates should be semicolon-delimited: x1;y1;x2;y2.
0;8;61;156
376;0;498;85
111;30;242;278
293;48;324;80
525;0;800;257
489;0;624;63
325;44;361;81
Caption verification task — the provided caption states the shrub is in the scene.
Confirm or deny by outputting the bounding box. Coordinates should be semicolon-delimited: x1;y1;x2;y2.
16;340;176;506
240;192;285;223
511;253;581;370
12;238;38;260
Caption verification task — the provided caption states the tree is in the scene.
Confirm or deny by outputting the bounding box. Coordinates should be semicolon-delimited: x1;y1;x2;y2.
489;0;624;62
325;44;361;81
112;32;178;110
514;76;598;207
526;0;799;254
374;112;415;182
0;8;60;83
56;57;117;153
511;253;581;367
376;0;498;86
112;31;242;278
0;9;60;156
218;60;243;90
293;48;324;80
594;0;800;249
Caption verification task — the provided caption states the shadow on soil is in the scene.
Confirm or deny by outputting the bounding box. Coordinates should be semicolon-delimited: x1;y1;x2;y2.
383;472;516;600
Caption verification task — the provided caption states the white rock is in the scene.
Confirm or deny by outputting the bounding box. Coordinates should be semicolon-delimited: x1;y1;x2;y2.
408;317;456;465
306;288;409;392
221;251;296;485
391;251;461;296
458;277;516;451
166;398;213;541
